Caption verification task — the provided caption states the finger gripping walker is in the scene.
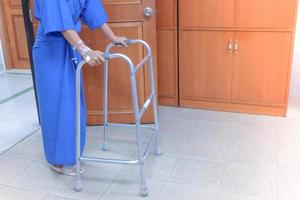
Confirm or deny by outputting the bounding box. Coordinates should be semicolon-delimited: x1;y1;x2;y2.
75;39;162;197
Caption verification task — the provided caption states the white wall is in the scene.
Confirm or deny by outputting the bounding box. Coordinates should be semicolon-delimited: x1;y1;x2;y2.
290;4;300;99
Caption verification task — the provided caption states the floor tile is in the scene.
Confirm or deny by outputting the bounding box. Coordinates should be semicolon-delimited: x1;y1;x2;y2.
226;140;277;166
221;164;277;199
169;158;224;190
159;183;219;200
119;155;178;182
0;186;46;200
277;164;300;200
0;90;39;154
7;160;63;193
43;194;76;200
218;192;272;200
0;156;34;184
159;117;196;135
150;132;187;157
0;73;33;101
4;132;44;161
181;135;231;162
100;176;165;200
51;167;116;200
82;145;133;175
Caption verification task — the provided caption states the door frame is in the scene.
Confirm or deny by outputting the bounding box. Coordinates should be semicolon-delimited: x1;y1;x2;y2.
0;0;13;69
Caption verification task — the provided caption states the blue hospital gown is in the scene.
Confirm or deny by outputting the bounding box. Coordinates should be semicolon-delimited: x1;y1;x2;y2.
32;0;108;165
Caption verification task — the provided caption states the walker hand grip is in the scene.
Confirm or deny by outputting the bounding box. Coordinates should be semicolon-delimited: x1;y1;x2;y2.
124;39;134;45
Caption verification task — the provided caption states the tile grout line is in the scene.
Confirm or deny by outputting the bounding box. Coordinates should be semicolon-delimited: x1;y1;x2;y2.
0;127;41;156
0;86;34;105
0;71;32;76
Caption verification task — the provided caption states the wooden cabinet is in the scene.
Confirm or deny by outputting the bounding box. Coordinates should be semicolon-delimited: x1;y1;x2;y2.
178;0;298;116
180;31;233;100
157;0;178;106
232;32;292;105
180;0;235;27
235;0;296;28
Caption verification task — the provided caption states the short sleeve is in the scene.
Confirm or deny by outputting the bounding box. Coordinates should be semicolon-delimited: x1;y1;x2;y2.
82;0;108;29
34;0;76;34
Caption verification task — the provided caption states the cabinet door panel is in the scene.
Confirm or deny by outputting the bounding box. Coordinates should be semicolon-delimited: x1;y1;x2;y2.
179;0;235;27
232;32;292;105
180;31;233;101
235;0;296;28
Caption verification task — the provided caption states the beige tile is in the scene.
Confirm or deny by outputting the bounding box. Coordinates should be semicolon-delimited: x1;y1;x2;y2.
218;192;272;200
119;155;178;182
51;167;116;200
159;117;196;134
7;161;63;193
181;136;231;162
278;142;300;165
4;135;44;161
0;186;46;200
226;140;277;166
277;164;300;200
101;176;165;200
82;142;135;175
150;133;187;157
43;194;76;200
159;183;219;200
221;164;276;199
169;158;224;190
0;156;34;184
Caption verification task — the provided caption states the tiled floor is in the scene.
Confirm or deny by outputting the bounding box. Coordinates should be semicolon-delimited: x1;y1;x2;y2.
0;71;39;153
1;98;300;200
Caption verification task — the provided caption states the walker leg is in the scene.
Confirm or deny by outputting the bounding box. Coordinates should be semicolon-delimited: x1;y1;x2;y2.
153;97;162;156
136;122;149;197
148;55;162;156
102;61;109;151
130;72;148;197
75;63;83;192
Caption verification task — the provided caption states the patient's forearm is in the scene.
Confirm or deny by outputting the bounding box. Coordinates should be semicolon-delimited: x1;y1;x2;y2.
100;23;116;41
62;30;91;58
62;30;82;46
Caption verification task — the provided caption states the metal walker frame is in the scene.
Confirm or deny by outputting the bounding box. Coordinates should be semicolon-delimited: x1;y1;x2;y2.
75;39;162;197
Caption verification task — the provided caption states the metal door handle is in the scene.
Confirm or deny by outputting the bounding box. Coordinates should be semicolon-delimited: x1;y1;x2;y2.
228;39;233;54
144;7;154;17
234;40;239;54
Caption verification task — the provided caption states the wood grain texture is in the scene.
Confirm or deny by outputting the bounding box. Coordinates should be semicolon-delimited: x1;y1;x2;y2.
156;0;178;106
232;32;292;105
81;0;157;124
178;0;298;116
235;0;297;28
179;0;235;28
0;0;13;69
180;31;233;100
2;0;30;69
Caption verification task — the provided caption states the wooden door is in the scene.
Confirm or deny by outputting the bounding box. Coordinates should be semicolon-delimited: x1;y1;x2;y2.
235;0;297;28
179;0;235;28
2;0;30;69
179;31;234;104
156;0;178;106
80;0;157;124
232;32;293;105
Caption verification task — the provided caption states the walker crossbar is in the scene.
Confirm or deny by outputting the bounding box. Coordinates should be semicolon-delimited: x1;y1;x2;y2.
74;39;162;197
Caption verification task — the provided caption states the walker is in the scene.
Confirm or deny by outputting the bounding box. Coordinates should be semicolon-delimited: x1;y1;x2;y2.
74;39;162;197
